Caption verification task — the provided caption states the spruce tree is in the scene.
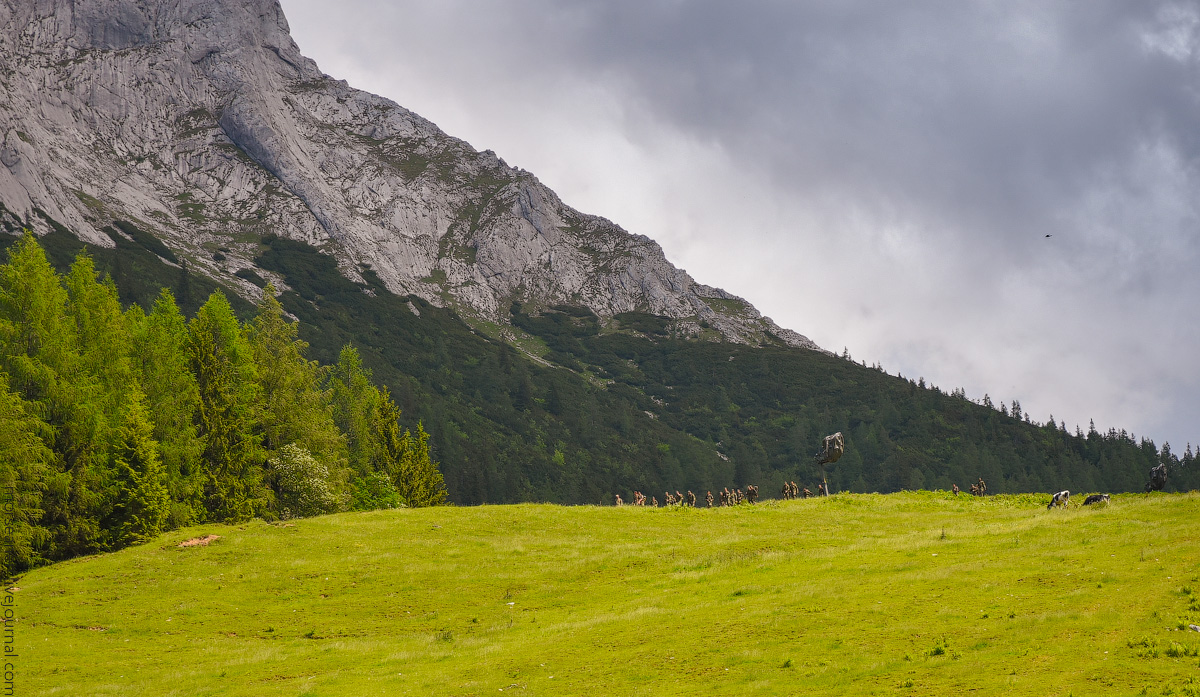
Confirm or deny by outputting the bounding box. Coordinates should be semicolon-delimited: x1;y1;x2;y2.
127;289;204;524
398;421;447;508
109;391;169;545
247;284;345;469
372;387;446;507
0;373;51;577
188;290;264;522
0;233;109;557
329;345;381;477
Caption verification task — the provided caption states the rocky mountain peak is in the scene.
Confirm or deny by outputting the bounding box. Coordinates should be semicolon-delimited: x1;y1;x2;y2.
0;0;819;350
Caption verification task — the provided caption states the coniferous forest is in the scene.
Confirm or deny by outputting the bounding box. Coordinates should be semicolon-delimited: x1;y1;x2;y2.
0;232;446;578
2;220;1197;577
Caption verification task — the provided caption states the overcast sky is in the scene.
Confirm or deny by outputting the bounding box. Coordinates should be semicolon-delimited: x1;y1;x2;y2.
280;0;1200;454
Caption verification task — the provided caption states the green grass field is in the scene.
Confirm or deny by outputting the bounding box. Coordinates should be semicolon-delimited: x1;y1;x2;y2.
18;492;1200;696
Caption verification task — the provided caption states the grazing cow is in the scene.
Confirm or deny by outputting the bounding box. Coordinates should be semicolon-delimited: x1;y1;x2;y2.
952;484;960;496
1145;464;1167;492
706;491;714;507
1048;490;1070;509
1082;494;1110;506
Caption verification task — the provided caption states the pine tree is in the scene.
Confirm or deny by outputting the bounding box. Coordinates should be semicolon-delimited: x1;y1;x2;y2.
109;391;169;545
188;291;264;522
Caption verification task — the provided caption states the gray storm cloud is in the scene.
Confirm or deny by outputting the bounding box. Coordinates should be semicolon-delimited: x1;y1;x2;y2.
280;0;1200;452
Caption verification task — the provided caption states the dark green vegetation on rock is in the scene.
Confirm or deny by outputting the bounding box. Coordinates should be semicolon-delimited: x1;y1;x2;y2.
254;235;1198;502
0;232;445;578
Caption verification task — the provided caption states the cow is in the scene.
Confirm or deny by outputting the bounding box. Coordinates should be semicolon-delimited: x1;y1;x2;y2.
1048;490;1070;509
1082;494;1110;506
1145;464;1167;492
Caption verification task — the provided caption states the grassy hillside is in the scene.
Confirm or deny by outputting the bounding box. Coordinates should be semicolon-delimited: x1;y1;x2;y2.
20;492;1200;696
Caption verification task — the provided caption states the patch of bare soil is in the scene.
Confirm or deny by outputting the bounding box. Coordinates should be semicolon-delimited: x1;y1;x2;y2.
178;534;221;547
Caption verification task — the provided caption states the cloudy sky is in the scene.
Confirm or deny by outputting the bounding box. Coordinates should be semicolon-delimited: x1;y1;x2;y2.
280;1;1200;454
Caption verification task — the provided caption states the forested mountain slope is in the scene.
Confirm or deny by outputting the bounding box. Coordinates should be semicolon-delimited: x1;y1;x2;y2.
4;224;1192;519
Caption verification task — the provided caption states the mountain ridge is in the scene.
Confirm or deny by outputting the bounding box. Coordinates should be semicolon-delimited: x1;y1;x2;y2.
0;0;819;351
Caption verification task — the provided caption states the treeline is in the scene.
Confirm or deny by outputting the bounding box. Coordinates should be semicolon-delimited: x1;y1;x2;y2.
0;233;445;578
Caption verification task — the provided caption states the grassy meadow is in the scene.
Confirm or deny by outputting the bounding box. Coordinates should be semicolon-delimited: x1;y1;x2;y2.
18;491;1200;696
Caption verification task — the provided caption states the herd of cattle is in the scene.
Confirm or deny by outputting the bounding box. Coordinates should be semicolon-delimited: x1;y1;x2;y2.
613;462;1171;509
618;486;762;508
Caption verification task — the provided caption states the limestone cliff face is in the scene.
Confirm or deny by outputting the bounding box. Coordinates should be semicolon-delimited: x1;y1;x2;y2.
0;0;819;349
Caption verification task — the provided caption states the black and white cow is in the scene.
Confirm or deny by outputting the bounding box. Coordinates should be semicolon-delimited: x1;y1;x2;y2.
1082;494;1110;506
1048;490;1070;509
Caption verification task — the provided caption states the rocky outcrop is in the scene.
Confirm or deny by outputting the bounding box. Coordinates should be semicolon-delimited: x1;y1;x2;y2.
0;0;819;350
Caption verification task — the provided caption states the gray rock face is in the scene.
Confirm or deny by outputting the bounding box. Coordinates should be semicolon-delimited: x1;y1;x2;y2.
0;0;819;350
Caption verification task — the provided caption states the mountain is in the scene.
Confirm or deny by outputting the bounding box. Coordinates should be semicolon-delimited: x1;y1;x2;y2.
1;0;1190;512
0;0;816;351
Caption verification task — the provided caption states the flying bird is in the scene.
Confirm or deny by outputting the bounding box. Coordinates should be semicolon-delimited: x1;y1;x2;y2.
1045;234;1052;238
